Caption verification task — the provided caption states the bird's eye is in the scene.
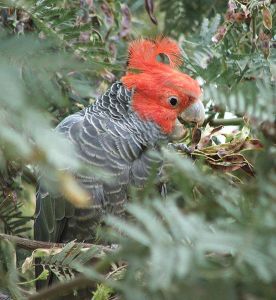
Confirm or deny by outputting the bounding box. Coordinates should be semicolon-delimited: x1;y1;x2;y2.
168;96;179;107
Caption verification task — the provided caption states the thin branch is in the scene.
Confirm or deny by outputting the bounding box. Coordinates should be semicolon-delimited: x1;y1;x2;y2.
105;264;127;279
0;233;114;253
251;10;257;52
209;117;244;126
28;275;96;300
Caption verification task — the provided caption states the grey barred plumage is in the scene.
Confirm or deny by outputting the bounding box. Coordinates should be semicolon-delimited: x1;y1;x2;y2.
34;82;167;245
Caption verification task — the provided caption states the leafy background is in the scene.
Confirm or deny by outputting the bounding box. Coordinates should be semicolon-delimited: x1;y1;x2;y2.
0;0;275;299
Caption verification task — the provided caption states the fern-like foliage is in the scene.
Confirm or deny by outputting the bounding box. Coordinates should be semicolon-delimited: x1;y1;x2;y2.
180;6;275;125
36;241;102;282
0;0;128;65
160;0;226;37
106;145;276;300
0;197;31;236
0;161;32;237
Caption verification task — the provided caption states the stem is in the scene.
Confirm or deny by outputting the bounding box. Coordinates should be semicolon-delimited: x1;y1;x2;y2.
204;112;216;126
28;275;96;300
0;233;113;253
105;264;126;279
251;10;257;53
209;117;244;126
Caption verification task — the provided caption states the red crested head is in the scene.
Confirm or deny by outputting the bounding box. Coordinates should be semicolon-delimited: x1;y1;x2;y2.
121;37;203;133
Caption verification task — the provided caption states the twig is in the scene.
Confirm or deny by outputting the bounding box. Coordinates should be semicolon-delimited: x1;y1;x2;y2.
209;118;244;126
0;233;114;253
105;264;127;279
251;10;257;52
204;112;216;126
28;275;96;300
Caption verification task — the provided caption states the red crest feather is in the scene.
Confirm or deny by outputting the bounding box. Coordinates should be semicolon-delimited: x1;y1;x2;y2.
127;37;182;71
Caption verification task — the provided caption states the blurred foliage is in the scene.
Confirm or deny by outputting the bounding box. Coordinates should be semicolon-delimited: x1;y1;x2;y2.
0;0;275;300
0;240;21;299
160;0;227;37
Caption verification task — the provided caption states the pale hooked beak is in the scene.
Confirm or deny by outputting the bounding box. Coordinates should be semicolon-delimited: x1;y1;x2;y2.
180;100;205;126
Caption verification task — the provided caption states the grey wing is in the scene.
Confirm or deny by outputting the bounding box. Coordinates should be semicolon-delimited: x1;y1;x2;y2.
34;112;84;290
64;113;133;232
34;112;84;244
34;110;86;239
35;109;131;243
34;190;74;242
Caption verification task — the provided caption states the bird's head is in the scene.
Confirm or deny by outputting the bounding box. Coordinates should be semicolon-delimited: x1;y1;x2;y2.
121;37;205;134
